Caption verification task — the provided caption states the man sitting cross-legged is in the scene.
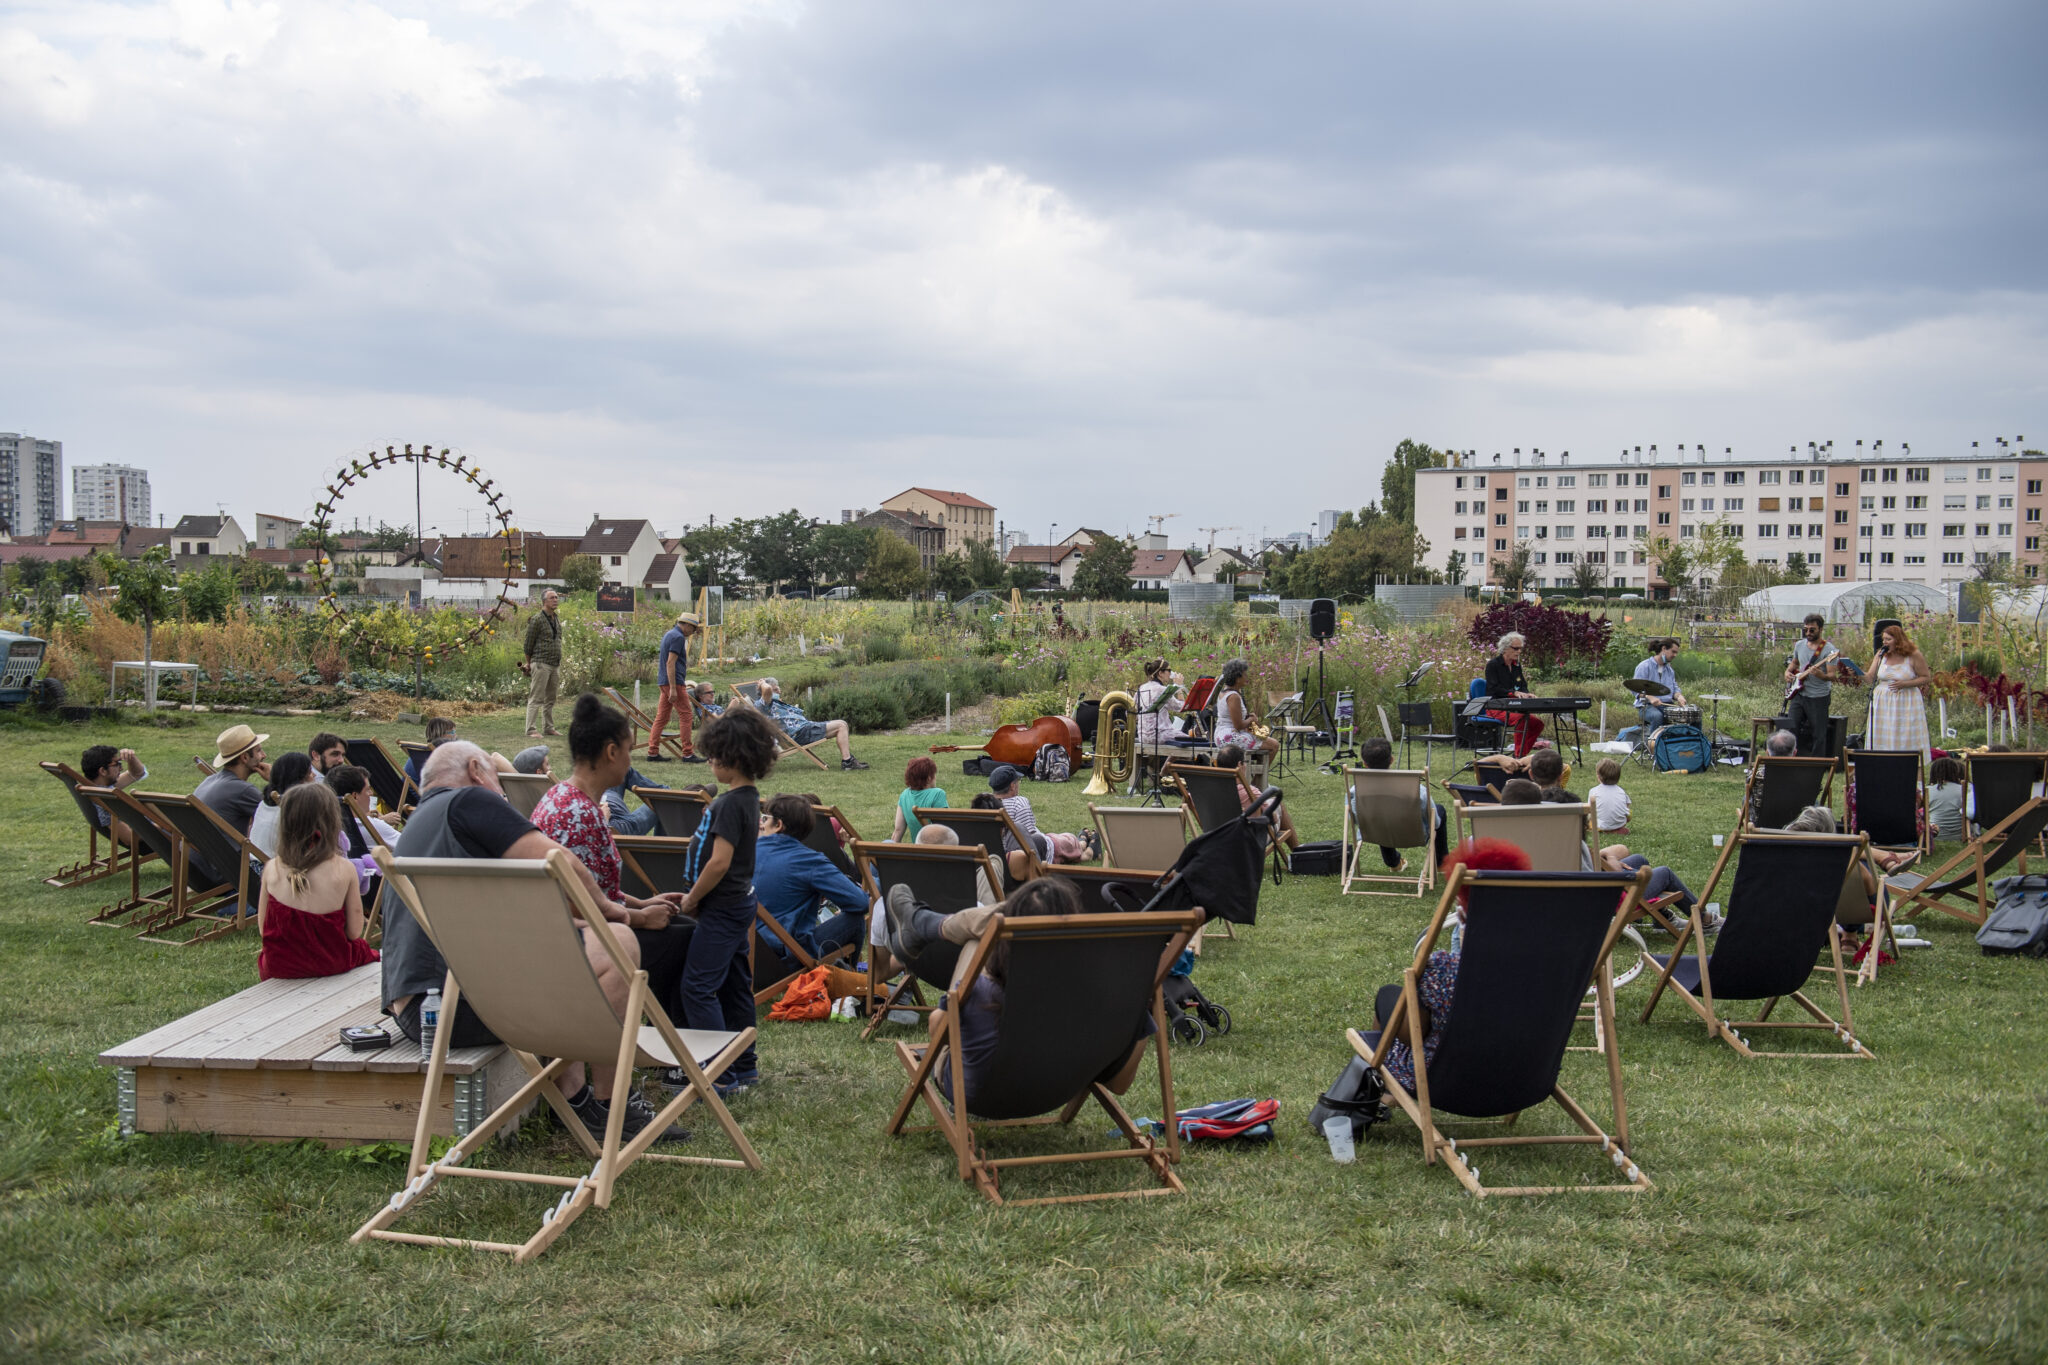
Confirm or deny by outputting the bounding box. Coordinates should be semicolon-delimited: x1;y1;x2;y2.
756;676;869;771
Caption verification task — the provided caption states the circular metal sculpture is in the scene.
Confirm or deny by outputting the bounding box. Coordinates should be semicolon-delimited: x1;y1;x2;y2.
307;444;519;663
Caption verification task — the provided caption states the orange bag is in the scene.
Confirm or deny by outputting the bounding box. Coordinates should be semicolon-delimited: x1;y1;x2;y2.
768;965;833;1021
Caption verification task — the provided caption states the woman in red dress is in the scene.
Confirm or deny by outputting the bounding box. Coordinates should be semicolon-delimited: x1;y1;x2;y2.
257;783;379;981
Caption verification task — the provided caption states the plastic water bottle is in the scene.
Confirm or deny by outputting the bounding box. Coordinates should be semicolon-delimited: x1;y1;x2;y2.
420;989;441;1056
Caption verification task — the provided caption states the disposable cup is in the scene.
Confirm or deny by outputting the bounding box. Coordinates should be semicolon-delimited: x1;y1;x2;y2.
1711;834;1725;847
1323;1115;1356;1164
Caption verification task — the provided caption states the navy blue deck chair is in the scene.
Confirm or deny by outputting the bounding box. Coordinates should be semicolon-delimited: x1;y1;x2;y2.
343;738;417;817
635;786;710;840
613;835;694;899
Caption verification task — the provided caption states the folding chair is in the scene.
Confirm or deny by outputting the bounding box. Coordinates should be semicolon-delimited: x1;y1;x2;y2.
602;685;693;762
344;738;418;817
751;902;858;1007
1341;767;1439;897
40;761;156;889
635;786;711;839
1345;867;1653;1197
82;787;184;929
497;773;552;821
886;908;1201;1205
613;835;695;899
352;850;760;1263
727;685;831;770
1090;805;1191;873
1883;796;2048;927
1640;831;1875;1059
121;791;260;945
1835;844;1901;988
1166;762;1259;837
853;841;1003;1040
1397;701;1455;773
1966;751;2048;834
1454;681;1508;765
914;807;1044;887
1458;803;1593;872
192;757;215;778
396;738;433;772
1846;749;1927;856
807;803;871;891
1685;753;1843;903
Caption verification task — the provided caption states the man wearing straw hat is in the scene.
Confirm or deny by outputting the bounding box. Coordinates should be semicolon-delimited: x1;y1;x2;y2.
646;611;706;764
195;723;270;835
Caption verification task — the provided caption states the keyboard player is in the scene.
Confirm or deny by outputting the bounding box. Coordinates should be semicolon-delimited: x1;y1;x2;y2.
1483;630;1545;757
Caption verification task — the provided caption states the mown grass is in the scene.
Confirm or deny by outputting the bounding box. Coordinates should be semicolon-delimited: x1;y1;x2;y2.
1;704;2044;1363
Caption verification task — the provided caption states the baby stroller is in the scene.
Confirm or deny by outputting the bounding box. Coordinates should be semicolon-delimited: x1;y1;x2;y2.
1162;946;1232;1046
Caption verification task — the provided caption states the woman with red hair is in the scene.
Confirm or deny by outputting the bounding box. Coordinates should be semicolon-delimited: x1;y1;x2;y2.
892;755;948;840
1375;838;1531;1092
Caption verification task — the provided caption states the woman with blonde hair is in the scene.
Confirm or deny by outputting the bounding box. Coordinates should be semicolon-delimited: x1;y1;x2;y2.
1865;621;1931;758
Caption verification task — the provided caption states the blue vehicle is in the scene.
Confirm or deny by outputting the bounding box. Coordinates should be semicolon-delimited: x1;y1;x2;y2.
0;629;51;707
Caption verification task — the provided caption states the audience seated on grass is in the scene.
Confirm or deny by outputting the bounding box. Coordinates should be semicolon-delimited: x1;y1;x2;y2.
258;783;378;981
1216;744;1300;849
1590;759;1631;834
1925;755;1967;841
1358;735;1447;872
756;675;868;771
512;745;553;777
987;764;1053;883
894;756;948;841
249;752;318;859
691;680;722;719
195;724;269;835
755;794;869;978
381;735;686;1146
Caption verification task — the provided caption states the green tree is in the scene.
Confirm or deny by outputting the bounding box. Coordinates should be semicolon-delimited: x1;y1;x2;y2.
679;521;745;588
1571;558;1605;593
928;551;973;599
99;548;179;710
180;562;237;622
1444;548;1467;586
1380;439;1447;525
1781;551;1814;585
860;532;927;599
1274;512;1430;598
964;537;1006;588
1491;543;1534;592
809;524;876;588
740;509;817;593
1005;561;1052;593
1633;533;1692;597
1070;536;1135;600
558;553;605;593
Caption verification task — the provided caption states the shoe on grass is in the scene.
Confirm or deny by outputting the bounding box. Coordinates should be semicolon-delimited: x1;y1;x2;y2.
679;755;708;764
567;1084;688;1146
714;1070;760;1099
643;753;670;762
842;757;870;770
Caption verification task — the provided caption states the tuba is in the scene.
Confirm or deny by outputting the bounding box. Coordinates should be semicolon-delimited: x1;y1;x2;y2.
1084;690;1138;795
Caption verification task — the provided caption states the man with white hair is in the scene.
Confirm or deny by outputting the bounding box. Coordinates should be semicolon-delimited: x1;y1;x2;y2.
378;740;686;1145
1483;631;1546;757
756;676;867;769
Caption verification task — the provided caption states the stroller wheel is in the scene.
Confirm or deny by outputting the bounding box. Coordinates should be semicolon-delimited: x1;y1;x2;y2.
1208;1004;1232;1036
1171;1015;1207;1046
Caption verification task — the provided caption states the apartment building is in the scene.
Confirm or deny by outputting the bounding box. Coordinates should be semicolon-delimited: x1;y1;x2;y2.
1415;444;2048;593
0;433;63;537
71;464;151;526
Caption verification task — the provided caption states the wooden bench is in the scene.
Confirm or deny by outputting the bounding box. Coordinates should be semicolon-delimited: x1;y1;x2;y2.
97;964;530;1144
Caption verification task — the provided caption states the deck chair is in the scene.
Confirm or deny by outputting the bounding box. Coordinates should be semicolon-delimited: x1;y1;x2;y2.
806;803;870;891
1682;752;1844;900
1458;803;1592;872
345;738;417;817
635;786;711;839
397;738;433;770
192;756;215;777
853;841;1003;1040
498;772;552;821
914;807;1044;887
1640;832;1875;1059
1345;867;1653;1197
750;902;859;1007
1166;762;1259;837
613;835;695;899
1835;844;1901;988
1342;767;1439;897
601;685;693;762
1846;749;1926;856
1883;795;2048;927
1966;751;2048;833
727;684;831;770
352;849;760;1263
886;908;1201;1206
40;761;156;889
1091;804;1191;873
121;790;260;945
81;786;185;929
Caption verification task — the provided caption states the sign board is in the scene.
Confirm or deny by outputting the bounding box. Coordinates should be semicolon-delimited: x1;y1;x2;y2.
596;584;636;614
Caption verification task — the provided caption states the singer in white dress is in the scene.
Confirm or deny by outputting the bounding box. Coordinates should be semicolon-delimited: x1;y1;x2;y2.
1864;623;1931;759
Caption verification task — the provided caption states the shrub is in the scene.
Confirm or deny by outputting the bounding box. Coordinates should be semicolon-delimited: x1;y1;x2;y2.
1468;603;1612;675
808;682;907;733
860;632;905;663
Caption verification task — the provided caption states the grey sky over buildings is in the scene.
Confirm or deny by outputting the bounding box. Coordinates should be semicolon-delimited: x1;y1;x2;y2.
1;0;2042;544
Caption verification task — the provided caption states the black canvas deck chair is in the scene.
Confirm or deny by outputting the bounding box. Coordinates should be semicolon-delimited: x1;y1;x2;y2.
498;773;551;821
852;841;1002;1040
120;790;262;945
726;684;831;770
1882;795;2048;927
886;908;1201;1206
82;787;186;929
344;738;417;817
601;686;693;762
749;900;860;1007
352;850;760;1263
1966;751;2047;833
40;761;156;890
397;738;433;771
1344;867;1652;1198
613;835;695;899
1640;832;1875;1059
807;803;871;892
1166;761;1261;837
634;786;711;839
914;806;1043;887
1342;767;1439;897
1846;749;1926;856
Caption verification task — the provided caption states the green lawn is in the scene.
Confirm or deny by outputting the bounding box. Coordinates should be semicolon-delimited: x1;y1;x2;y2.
2;704;2043;1364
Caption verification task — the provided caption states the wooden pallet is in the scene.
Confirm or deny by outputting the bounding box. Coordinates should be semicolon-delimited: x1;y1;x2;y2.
97;965;530;1144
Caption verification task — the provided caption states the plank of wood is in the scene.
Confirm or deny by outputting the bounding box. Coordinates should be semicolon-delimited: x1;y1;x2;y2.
97;977;302;1066
148;967;380;1069
249;998;385;1070
129;1066;455;1142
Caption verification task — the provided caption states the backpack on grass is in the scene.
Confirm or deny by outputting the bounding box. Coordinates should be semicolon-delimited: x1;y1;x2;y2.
1654;725;1710;774
1979;876;2048;957
1032;742;1071;783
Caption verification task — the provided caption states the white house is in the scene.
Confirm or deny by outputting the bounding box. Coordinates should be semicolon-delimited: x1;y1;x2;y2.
642;551;694;603
170;514;248;561
578;518;662;588
1004;543;1082;588
1128;548;1196;590
1194;547;1253;583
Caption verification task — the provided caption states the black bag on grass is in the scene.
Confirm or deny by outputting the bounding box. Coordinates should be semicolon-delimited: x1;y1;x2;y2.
1308;1055;1386;1139
1289;840;1342;876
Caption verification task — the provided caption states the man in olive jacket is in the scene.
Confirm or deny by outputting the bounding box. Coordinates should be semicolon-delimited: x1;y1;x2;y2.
522;589;564;736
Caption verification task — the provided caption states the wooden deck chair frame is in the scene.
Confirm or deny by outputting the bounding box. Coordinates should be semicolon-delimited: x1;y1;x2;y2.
750;902;859;1007
352;849;761;1263
1845;748;1928;857
1341;767;1439;897
634;786;711;839
1344;866;1653;1198
885;909;1201;1206
1165;761;1266;839
613;835;694;900
1881;794;2048;928
1684;753;1844;902
344;738;418;817
396;738;434;771
1090;804;1192;873
81;786;185;929
1836;840;1904;988
601;685;693;762
497;772;552;821
1456;803;1594;873
808;802;875;896
120;790;257;945
726;684;832;770
852;840;1003;1040
40;761;158;889
914;806;1045;883
1639;831;1875;1059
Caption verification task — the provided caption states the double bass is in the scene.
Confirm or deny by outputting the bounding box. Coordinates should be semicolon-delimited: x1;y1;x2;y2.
930;715;1082;769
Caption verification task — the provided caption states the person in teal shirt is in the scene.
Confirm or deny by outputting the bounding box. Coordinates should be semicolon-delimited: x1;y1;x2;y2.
893;755;949;840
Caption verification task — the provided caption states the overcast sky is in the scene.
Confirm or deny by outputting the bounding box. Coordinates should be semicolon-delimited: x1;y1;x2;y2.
3;0;2043;551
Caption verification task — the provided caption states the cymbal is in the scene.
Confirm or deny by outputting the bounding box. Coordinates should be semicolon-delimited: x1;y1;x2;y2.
1624;677;1671;696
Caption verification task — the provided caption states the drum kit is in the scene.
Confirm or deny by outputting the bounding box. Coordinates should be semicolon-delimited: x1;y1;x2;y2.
1623;678;1735;760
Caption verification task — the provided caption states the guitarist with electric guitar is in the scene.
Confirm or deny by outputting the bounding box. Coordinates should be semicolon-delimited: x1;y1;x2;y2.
1782;613;1846;756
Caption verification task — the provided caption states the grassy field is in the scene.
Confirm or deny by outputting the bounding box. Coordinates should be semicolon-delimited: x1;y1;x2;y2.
2;700;2044;1364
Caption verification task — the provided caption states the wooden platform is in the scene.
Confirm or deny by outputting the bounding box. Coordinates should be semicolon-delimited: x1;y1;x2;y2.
97;964;530;1144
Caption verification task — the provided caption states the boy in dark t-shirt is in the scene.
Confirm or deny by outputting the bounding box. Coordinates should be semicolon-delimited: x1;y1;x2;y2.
677;707;780;1093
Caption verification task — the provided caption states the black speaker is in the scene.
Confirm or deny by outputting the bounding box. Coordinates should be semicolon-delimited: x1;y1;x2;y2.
1309;597;1338;640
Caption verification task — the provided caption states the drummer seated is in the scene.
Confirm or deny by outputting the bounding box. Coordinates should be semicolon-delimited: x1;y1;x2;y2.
1632;638;1687;728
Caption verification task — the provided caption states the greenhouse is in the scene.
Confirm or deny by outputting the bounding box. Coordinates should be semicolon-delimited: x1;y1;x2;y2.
1738;579;1951;621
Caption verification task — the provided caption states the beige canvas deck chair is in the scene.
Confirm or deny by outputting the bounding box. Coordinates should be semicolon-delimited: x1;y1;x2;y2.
1346;866;1653;1198
613;835;694;899
123;790;263;945
40;761;157;889
1457;802;1593;873
1341;767;1439;897
497;772;552;821
1640;831;1875;1059
352;849;761;1263
602;685;693;762
727;684;832;770
1881;795;2048;928
853;840;1003;1040
886;908;1201;1206
1090;804;1191;873
915;806;1044;888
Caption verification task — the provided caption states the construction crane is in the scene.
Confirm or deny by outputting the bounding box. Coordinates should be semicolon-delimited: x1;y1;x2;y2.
1198;525;1241;553
1146;513;1181;536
